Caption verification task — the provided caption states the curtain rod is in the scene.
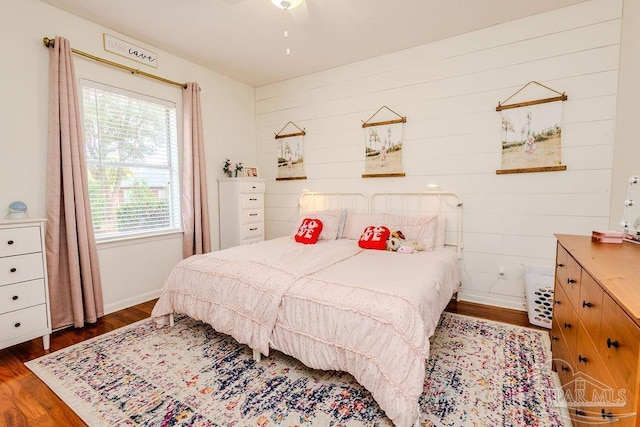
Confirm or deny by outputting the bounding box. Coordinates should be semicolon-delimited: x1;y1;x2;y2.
42;37;186;89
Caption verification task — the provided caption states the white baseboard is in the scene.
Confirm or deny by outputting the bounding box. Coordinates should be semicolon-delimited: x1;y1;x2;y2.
457;290;527;312
103;290;161;316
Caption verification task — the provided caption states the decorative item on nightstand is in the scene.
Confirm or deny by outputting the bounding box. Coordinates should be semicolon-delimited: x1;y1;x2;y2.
223;158;243;178
6;201;28;219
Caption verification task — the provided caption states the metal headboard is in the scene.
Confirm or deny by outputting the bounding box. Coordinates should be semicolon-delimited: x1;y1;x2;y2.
369;191;463;259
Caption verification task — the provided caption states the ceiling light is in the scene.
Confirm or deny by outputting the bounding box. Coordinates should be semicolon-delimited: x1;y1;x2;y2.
271;0;303;10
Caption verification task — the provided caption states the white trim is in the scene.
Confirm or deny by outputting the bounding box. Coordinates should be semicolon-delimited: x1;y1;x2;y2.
103;289;161;315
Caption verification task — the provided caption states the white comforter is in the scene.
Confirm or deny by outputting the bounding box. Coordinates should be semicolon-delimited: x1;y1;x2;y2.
152;238;461;427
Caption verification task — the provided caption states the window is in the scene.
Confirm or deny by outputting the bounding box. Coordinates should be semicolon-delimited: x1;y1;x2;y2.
81;80;180;240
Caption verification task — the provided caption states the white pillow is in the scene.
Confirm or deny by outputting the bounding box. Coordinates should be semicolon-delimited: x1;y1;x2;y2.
343;213;382;240
380;213;438;251
293;208;347;240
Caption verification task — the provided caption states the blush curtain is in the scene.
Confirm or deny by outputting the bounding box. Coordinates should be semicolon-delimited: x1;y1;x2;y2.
182;82;211;258
45;36;104;329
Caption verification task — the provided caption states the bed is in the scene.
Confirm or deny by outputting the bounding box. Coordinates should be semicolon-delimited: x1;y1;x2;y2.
151;191;463;427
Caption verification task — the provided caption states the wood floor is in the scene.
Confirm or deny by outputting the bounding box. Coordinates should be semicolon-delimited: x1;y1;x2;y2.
0;299;533;427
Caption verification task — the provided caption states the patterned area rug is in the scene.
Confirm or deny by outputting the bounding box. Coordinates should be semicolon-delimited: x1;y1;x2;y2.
26;313;565;426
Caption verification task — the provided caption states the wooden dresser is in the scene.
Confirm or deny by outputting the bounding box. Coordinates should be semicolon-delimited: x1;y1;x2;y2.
218;178;265;250
552;234;640;426
0;219;51;350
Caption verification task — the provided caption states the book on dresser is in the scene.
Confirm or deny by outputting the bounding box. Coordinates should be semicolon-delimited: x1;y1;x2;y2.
552;234;640;427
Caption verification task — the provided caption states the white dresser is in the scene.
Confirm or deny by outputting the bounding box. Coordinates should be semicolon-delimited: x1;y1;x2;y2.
0;219;51;350
218;178;265;250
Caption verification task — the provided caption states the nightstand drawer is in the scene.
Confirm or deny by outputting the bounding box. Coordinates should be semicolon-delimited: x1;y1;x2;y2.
0;226;42;257
0;279;46;313
0;304;49;343
241;223;264;239
241;193;263;209
241;181;265;193
242;209;263;224
0;252;44;286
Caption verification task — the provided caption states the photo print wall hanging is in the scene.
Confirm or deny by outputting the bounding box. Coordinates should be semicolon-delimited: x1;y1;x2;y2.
362;106;406;178
275;121;307;181
496;81;568;174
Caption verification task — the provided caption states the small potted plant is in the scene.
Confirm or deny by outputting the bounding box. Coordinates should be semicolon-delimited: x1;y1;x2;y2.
223;159;243;177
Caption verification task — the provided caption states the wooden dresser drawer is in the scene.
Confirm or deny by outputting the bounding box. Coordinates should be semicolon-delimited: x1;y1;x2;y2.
553;283;578;357
563;253;582;309
575;321;615;388
551;317;574;381
0;279;46;313
0;252;45;286
0;226;42;257
241;193;263;210
555;243;569;288
0;304;49;343
578;273;603;341
599;293;640;402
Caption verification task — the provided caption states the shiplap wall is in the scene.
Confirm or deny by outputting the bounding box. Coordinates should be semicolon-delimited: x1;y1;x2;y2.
254;0;621;310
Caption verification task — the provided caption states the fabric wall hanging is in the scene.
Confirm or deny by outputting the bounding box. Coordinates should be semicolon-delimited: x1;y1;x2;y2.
275;121;307;181
361;106;406;178
496;81;568;175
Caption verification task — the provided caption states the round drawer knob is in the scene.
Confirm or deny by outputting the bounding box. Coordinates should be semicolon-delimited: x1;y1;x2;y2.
557;263;564;267
575;409;585;416
14;322;21;328
582;301;592;308
12;295;19;301
551;335;559;341
7;240;14;245
10;267;17;273
561;365;569;372
564;322;571;329
568;278;577;284
606;338;619;349
578;354;588;364
601;409;613;419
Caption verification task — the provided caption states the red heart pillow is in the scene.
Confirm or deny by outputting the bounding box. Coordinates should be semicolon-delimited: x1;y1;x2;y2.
358;226;390;250
294;218;324;244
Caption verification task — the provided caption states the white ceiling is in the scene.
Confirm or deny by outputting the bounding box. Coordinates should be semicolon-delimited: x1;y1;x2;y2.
40;0;588;87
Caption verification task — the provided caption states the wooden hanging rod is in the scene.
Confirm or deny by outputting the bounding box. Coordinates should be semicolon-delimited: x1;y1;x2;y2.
43;37;186;89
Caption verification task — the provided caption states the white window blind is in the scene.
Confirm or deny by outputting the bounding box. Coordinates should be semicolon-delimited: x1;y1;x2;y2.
81;79;180;240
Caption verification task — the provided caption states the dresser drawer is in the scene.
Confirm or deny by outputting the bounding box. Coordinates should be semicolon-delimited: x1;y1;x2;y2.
0;226;42;257
553;283;578;357
241;223;264;239
563;254;582;309
241;181;265;193
0;279;46;313
556;243;569;287
599;293;640;401
575;320;614;389
242;209;263;224
551;317;574;379
0;252;44;286
241;193;263;209
578;272;603;341
0;304;49;343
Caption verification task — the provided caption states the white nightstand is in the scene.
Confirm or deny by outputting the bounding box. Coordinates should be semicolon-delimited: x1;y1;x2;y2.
218;178;265;249
0;219;51;350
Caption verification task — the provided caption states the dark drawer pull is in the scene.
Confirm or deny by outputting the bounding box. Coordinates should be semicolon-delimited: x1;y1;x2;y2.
554;300;561;305
12;295;19;301
7;240;14;245
249;213;258;216
601;409;613;419
564;322;571;329
607;338;619;349
10;267;17;273
551;335;559;341
578;354;588;363
561;365;569;372
249;227;258;231
575;409;585;416
582;301;592;308
14;322;21;328
567;278;577;284
557;263;564;267
249;198;257;201
251;186;257;189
